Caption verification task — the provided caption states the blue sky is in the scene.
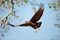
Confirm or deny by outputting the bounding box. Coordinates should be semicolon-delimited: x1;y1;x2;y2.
0;0;60;40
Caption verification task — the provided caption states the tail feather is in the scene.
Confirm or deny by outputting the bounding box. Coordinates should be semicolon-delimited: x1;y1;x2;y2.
31;22;42;29
37;22;42;28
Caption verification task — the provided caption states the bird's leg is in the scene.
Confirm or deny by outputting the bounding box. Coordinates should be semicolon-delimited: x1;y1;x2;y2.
34;28;40;33
34;29;38;33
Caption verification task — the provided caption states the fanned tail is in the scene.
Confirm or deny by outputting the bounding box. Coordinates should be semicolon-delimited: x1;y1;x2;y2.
37;22;42;28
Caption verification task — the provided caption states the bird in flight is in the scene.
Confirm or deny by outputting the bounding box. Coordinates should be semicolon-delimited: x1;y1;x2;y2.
10;3;44;30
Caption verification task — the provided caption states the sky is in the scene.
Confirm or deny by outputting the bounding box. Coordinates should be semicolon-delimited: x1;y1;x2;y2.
0;0;60;40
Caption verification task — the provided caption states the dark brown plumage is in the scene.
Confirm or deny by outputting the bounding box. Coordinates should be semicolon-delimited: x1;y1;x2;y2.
17;3;44;29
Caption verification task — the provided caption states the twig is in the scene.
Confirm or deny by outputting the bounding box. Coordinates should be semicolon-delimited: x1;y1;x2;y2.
0;8;12;23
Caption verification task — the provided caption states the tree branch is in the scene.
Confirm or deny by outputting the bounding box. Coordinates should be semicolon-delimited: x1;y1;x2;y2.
0;8;12;23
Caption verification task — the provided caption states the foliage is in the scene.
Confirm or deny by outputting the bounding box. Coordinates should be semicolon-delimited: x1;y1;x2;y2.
54;11;60;28
48;0;60;28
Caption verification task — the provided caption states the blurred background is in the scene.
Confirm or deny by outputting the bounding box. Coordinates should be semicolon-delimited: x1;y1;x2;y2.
0;0;60;40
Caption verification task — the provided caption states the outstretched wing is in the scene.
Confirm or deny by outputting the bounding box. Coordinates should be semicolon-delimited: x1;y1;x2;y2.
30;4;44;22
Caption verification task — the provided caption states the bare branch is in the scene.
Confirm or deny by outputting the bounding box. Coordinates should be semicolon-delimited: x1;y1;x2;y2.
0;8;12;23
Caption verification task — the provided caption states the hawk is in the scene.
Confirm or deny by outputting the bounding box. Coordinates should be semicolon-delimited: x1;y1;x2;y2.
10;3;44;29
16;3;44;29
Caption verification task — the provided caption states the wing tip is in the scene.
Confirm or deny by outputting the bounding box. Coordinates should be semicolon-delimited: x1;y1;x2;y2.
39;3;44;10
